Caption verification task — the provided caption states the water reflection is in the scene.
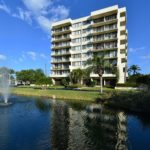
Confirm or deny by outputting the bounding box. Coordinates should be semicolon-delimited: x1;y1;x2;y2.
0;96;149;150
48;101;128;150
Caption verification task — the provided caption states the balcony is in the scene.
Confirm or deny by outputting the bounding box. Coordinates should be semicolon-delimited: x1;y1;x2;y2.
70;57;81;62
92;18;117;28
104;56;117;60
51;67;69;70
93;46;117;52
90;73;116;78
69;65;82;70
120;35;126;41
120;44;126;50
52;27;71;35
120;16;126;22
120;26;126;31
51;59;70;63
51;51;71;56
52;35;71;43
92;27;117;35
93;36;117;43
52;43;71;50
50;74;69;78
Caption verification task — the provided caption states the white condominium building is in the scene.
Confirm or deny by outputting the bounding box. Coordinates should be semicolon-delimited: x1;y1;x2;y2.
50;5;128;85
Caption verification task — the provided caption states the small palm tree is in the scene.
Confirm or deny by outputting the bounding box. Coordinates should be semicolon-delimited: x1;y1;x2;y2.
85;54;111;93
70;68;84;84
128;65;141;75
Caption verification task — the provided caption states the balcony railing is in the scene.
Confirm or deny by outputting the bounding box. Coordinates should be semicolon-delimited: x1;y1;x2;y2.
93;36;117;42
52;35;71;42
92;16;117;27
52;43;71;49
93;46;117;51
93;26;117;34
52;59;70;63
52;27;71;33
52;67;69;70
51;51;70;56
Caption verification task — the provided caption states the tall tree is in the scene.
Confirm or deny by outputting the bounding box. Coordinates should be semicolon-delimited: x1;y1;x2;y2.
85;54;115;93
128;65;141;75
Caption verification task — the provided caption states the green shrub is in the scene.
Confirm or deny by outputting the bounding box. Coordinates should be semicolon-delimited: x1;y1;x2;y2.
85;79;97;87
116;82;137;87
61;78;69;87
66;84;82;89
107;91;150;114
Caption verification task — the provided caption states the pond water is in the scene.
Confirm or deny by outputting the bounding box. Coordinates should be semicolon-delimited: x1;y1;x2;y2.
0;95;150;150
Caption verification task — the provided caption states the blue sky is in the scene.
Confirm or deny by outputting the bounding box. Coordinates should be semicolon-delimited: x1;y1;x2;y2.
0;0;150;74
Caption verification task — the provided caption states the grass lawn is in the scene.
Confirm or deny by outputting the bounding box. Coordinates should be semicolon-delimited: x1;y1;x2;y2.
10;87;103;102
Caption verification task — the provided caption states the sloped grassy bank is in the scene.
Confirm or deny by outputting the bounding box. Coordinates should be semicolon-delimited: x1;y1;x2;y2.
10;87;150;114
105;91;150;114
10;87;101;102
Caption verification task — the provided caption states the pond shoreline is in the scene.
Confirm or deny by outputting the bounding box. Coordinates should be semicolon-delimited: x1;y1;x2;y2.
9;87;150;115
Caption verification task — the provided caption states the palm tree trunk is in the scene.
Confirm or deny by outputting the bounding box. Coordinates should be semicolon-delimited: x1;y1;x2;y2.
100;76;103;93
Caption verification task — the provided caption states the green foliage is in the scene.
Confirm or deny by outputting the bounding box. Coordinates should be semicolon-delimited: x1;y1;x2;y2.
36;77;52;85
66;84;82;89
136;74;150;85
16;69;46;84
127;74;150;88
69;69;84;84
116;83;137;87
107;91;150;114
128;65;141;75
85;79;97;87
61;78;70;87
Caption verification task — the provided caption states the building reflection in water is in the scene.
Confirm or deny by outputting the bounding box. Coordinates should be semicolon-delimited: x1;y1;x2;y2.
50;101;128;150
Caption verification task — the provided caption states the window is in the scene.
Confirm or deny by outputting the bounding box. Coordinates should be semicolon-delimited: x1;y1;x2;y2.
72;46;81;51
83;20;91;25
121;58;127;63
94;17;104;23
73;22;82;28
72;38;81;43
105;14;117;21
72;62;81;66
73;30;81;35
72;54;81;58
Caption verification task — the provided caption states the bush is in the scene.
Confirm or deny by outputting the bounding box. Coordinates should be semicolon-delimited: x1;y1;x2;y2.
136;75;150;85
36;77;52;85
85;79;97;87
61;78;70;87
116;82;137;87
66;84;82;89
107;91;150;114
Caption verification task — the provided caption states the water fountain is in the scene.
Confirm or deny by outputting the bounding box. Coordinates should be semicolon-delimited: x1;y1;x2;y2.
0;68;12;106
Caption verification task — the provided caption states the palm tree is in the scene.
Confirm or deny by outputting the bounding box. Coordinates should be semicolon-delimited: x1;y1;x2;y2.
128;65;141;75
69;68;84;84
85;54;110;93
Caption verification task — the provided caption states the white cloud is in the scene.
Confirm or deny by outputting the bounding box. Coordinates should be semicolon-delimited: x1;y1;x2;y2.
40;53;47;59
0;54;6;60
12;8;32;24
0;0;69;33
0;0;69;34
22;0;52;15
140;54;150;59
129;47;146;52
49;5;69;19
22;0;69;32
0;1;10;14
27;51;36;60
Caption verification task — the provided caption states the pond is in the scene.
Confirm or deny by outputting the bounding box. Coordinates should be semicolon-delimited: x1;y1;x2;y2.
0;95;150;150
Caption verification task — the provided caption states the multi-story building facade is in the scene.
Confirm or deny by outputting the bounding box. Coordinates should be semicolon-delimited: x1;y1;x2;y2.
50;5;128;85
